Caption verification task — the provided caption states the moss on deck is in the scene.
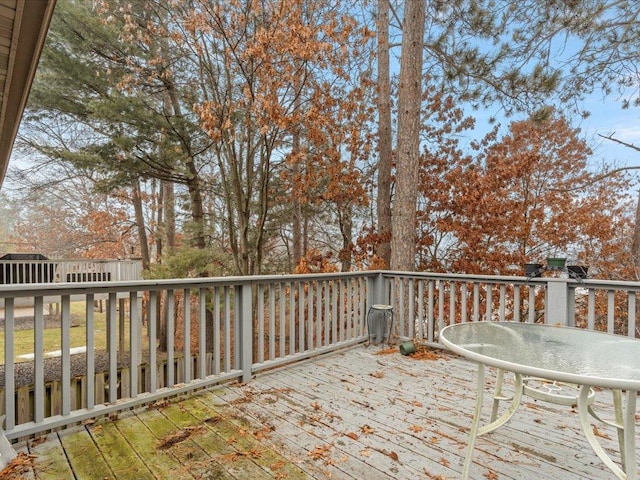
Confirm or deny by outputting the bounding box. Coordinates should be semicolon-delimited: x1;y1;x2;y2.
17;388;312;480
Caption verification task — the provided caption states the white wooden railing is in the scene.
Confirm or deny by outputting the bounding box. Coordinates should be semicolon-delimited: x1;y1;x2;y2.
0;270;638;440
0;259;142;285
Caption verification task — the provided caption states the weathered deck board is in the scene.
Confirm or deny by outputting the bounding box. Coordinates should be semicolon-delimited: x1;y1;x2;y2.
12;345;633;479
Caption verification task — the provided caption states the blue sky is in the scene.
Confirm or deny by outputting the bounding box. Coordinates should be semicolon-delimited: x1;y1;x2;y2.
578;100;640;169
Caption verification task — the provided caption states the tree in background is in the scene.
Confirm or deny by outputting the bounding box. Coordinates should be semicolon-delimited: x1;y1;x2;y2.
440;114;634;278
384;0;640;271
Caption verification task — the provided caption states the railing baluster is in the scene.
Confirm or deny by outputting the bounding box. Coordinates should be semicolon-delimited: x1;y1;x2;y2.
513;285;520;322
607;290;615;334
224;286;231;371
428;280;434;342
418;280;425;338
336;280;345;343
4;298;15;431
61;295;71;416
269;284;275;361
149;291;158;392
307;281;314;349
34;296;45;422
130;291;139;397
298;282;305;352
108;293;117;403
198;287;206;378
528;286;536;323
183;288;190;383
214;287;221;374
449;281;456;328
628;291;636;338
408;279;415;338
461;283;468;324
85;294;95;409
257;284;265;363
279;283;286;358
486;284;494;322
166;290;175;387
473;283;480;322
289;282;295;355
587;289;596;331
438;280;445;330
324;281;330;347
499;284;506;321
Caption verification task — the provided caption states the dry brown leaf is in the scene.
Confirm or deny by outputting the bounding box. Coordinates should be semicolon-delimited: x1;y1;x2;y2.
361;424;375;435
388;451;399;461
309;444;332;460
30;435;47;447
345;432;359;440
360;448;372;457
271;460;286;470
429;436;440;444
484;471;499;480
311;401;323;410
593;426;611;439
0;452;35;479
158;426;204;450
204;416;222;425
375;347;397;355
409;424;424;433
370;371;384;379
253;427;272;440
440;457;450;467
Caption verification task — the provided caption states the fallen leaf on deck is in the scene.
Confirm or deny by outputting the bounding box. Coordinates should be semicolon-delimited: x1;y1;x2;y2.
361;424;375;435
370;371;384;378
375;347;397;355
440;457;450;467
311;401;323;410
253;427;272;440
409;424;424;433
270;460;286;470
158;426;204;449
223;448;263;462
0;452;35;479
388;451;399;461
360;448;372;457
30;435;47;447
204;415;222;425
484;471;499;479
309;444;332;460
345;432;359;440
593;426;611;439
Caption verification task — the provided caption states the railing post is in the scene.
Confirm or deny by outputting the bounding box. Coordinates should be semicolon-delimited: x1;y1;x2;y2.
238;282;253;383
546;279;569;326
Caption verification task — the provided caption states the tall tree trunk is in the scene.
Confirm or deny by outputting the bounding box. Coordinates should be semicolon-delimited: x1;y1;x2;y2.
376;0;392;268
131;179;150;270
339;204;353;272
390;0;425;272
155;179;164;263
163;180;176;255
158;180;175;353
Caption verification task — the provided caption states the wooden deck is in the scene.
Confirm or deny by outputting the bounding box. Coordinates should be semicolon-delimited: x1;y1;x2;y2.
8;345;630;479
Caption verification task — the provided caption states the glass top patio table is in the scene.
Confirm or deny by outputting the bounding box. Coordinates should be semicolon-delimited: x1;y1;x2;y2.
440;321;640;480
440;321;640;391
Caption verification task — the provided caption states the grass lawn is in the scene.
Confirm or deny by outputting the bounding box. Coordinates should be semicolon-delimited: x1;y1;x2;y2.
0;301;136;364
